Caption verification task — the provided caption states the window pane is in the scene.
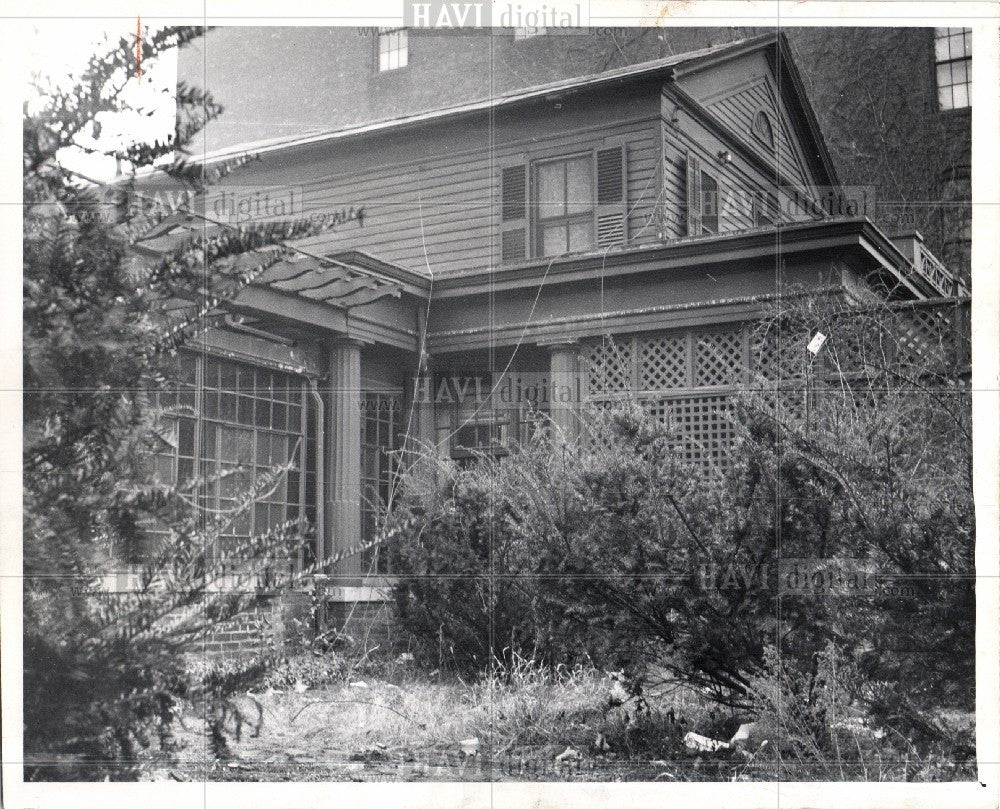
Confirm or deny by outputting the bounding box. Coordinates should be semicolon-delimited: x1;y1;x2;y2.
566;158;592;214
537;162;564;218
219;391;237;421
934;30;951;61
567;219;594;253
178;418;195;456
952;83;968;110
203;390;219;419
542;223;566;256
397;30;409;67
701;173;719;233
272;435;289;464
220;362;238;390
238;395;254;425
255;399;270;428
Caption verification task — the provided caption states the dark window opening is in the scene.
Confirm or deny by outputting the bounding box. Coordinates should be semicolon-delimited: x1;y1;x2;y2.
701;172;719;234
754;189;779;227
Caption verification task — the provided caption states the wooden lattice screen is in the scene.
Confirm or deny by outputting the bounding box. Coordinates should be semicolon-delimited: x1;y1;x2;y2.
583;327;749;473
582;298;970;473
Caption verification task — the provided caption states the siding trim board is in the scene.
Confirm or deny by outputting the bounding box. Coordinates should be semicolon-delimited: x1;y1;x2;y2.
429;219;926;298
424;288;847;352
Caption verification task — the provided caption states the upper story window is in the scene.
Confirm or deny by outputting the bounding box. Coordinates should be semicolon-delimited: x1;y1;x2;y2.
535;154;595;256
753;189;780;227
514;27;547;40
499;146;627;262
752;110;775;149
700;172;719;234
934;27;971;110
684;153;723;237
377;28;408;72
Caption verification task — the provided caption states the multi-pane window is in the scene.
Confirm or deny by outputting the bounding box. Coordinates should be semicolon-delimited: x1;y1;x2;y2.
535;155;594;256
934;28;971;110
514;26;546;40
377;28;409;72
701;172;719;234
361;391;401;575
150;353;315;571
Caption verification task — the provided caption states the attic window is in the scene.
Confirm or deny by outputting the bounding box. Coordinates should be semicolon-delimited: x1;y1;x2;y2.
377;28;408;72
752;110;775;149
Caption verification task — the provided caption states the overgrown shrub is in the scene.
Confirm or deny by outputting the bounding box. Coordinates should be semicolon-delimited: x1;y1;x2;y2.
22;28;337;779
390;292;974;755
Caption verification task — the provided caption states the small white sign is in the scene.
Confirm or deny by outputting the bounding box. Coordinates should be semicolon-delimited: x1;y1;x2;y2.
807;332;828;355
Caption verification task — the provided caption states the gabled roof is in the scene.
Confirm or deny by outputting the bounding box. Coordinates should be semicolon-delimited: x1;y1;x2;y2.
163;33;831;173
668;33;839;188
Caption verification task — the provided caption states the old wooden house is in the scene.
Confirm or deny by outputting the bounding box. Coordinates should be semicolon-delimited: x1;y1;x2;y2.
135;33;968;650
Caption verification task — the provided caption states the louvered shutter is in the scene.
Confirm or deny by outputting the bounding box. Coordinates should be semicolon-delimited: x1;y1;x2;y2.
500;164;527;262
686;153;702;237
595;146;626;248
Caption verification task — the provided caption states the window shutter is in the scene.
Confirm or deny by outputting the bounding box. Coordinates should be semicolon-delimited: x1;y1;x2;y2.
686;153;702;237
500;164;527;262
595;146;626;248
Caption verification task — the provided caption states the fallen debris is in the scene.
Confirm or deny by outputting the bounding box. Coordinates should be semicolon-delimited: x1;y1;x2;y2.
683;731;730;752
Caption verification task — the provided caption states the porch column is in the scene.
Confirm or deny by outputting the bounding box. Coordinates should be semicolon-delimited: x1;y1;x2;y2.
546;340;582;443
326;337;363;577
413;352;437;452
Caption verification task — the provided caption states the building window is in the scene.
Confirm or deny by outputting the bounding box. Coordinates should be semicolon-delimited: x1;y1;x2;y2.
454;415;510;455
150;352;316;571
377;28;408;72
534;154;594;256
514;27;546;40
701;172;719;234
752;110;775;149
361;391;401;575
934;27;971;110
753;189;779;227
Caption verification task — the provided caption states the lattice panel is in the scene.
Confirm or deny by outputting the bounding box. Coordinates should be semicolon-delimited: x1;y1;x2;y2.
895;308;950;371
695;330;744;387
750;330;801;383
638;334;687;390
643;394;737;473
585;339;633;395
